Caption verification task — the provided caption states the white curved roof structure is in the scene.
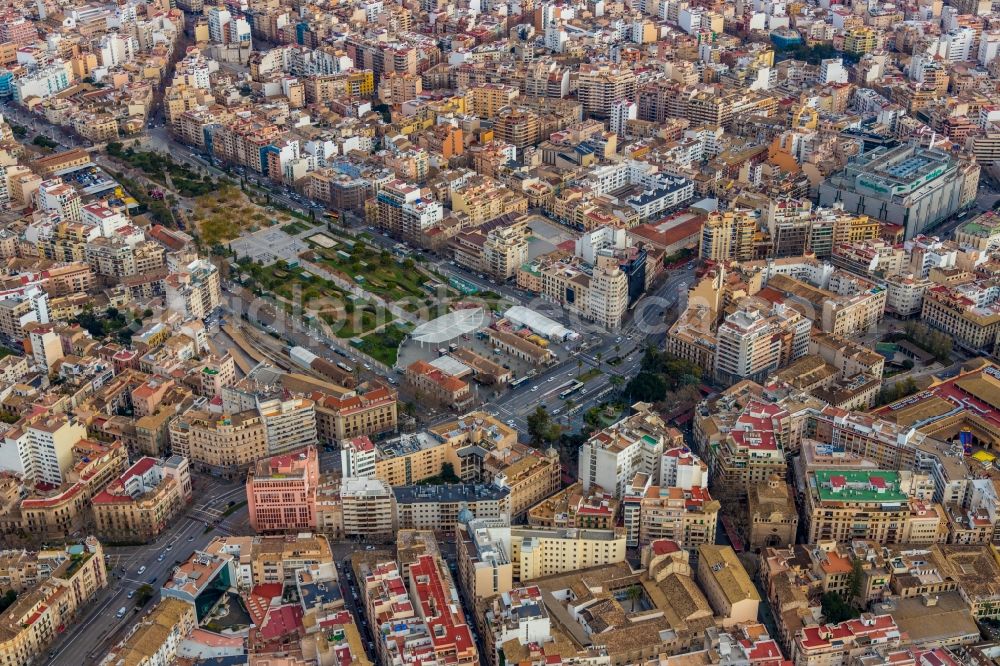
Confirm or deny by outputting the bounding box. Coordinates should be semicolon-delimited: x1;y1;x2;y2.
504;306;576;341
410;308;487;344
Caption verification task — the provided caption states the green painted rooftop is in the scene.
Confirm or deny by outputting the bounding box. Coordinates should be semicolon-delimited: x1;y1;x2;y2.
814;469;908;504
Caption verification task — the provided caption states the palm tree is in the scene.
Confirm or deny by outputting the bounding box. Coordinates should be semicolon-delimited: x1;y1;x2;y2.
596;352;603;365
625;584;642;612
576;358;583;378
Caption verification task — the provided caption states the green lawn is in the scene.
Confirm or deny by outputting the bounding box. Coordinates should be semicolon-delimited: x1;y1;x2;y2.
325;306;387;338
240;260;391;338
314;245;431;302
282;222;309;236
579;367;603;383
356;323;414;366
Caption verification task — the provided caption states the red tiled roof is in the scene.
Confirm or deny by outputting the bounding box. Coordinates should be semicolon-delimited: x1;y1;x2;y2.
651;539;681;555
259;603;304;642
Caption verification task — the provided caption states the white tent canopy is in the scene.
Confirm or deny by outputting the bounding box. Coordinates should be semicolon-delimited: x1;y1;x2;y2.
410;308;487;345
503;306;577;341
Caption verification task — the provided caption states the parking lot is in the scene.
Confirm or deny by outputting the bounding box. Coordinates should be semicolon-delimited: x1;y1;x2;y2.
59;164;120;196
229;226;309;266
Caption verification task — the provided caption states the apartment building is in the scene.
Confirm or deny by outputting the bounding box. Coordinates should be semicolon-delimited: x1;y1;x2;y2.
699;398;789;503
246;447;319;533
622;476;720;550
340;476;396;538
92;456;192;543
85;238;165;279
246;533;333;586
455;518;514;600
494;108;540;151
99;598;196;666
375;180;444;243
808;330;886;379
921;282;1000;353
466;83;519;118
713;300;811;385
312;387;397;444
577;64;637;119
256;395;317;456
487;443;561;520
342;431;448;486
0;439;128;540
535;252;629;329
37;179;82;222
699;209;757;262
766;272;887;337
359;560;421;664
527;482;620;530
0;415;87;486
804;469;945;544
0;291;47;341
397;554;477;664
168;409;268;478
792;614;902;665
511;526;627;581
450;177;528;228
479;585;554;666
394;484;511;531
578;403;669;498
483;226;529;281
164;258;220;320
0;537;107;666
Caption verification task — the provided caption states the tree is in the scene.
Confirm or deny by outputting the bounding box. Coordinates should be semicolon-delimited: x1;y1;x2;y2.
576;358;583;378
820;592;859;624
596;352;603;365
32;135;58;150
625;584;642;612
847;558;864;604
625;372;667;402
526;406;560;448
440;462;460;483
0;590;16;613
136;584;155;605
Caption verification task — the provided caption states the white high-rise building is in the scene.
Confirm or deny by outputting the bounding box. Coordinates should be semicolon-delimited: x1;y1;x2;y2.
659;446;708;490
713;301;811;385
819;58;848;84
544;21;567;53
0;416;86;485
341;435;377;478
579;405;670;498
37;179;83;222
207;6;232;44
610;99;637;136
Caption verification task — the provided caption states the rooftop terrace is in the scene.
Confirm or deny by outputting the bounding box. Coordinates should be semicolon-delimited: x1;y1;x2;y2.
813;470;908;504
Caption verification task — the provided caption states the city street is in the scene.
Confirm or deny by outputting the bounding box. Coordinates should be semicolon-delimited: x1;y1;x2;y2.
491;267;694;433
45;477;248;666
